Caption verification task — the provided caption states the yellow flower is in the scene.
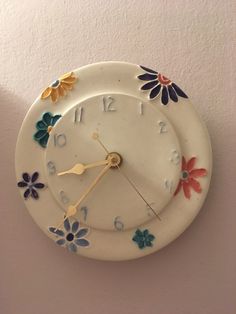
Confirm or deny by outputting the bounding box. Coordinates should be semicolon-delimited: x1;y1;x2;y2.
41;72;77;103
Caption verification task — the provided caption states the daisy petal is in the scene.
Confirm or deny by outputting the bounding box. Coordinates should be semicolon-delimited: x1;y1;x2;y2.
149;84;161;99
24;188;31;199
75;228;88;238
41;87;52;99
64;218;70;231
190;168;207;178
62;77;76;84
34;130;47;140
137;73;157;81
36;120;47;130
74;239;90;247
141;80;158;90
22;173;30;182
31;188;39;199
172;83;188;98
61;82;73;90
58;85;65;96
60;72;73;80
51;115;62;126
183;181;191;199
48;227;64;237
189;178;202;193
56;239;65;246
67;242;77;252
140;65;158;74
187;157;196;171
174;180;182;196
161;86;169;105
39;133;49;148
51;88;59;102
31;172;39;183
168;85;178;102
72;221;79;233
42;112;52;125
34;183;45;189
17;181;28;187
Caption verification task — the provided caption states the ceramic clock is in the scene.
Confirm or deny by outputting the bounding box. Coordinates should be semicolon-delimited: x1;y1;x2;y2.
15;61;212;261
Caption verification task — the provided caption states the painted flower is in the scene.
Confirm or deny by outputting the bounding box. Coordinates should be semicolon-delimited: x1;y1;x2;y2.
137;65;188;105
49;218;90;253
41;72;77;103
17;172;45;200
174;157;207;199
33;112;61;148
132;229;155;249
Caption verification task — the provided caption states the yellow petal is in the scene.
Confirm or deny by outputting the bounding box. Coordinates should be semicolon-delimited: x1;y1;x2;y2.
60;72;73;80
58;85;65;97
51;88;59;102
41;87;52;99
61;76;77;84
61;82;73;90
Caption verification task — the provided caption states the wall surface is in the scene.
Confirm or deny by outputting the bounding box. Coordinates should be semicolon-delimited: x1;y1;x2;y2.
0;1;235;313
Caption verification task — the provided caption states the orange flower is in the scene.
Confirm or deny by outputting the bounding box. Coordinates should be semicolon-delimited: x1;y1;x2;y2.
41;72;77;103
174;157;207;199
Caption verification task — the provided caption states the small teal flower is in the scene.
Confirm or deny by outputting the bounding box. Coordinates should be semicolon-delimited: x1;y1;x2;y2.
132;229;155;249
33;112;61;148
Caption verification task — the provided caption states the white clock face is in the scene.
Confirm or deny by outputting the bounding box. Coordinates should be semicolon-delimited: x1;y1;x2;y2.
45;93;181;231
15;62;212;261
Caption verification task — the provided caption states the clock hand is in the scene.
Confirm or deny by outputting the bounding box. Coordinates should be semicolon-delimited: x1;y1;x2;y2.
57;159;109;176
55;161;112;230
92;132;161;221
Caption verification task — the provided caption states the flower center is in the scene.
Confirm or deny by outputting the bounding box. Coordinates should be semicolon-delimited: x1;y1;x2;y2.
51;80;60;88
158;73;171;85
47;125;53;133
66;233;74;242
181;170;189;180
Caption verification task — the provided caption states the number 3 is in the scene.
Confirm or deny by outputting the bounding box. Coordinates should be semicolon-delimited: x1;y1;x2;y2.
114;216;124;231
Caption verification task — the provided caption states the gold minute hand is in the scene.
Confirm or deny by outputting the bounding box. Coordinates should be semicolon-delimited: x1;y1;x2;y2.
58;159;109;176
55;161;112;230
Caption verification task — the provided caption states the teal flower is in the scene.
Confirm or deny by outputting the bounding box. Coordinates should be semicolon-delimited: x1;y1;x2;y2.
33;112;61;148
132;229;155;249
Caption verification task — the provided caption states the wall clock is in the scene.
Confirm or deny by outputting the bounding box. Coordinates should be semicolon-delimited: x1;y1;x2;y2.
15;61;212;261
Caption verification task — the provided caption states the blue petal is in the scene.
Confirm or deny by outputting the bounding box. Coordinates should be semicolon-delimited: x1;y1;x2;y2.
24;188;31;199
34;183;45;189
67;242;77;252
48;227;65;237
75;228;89;238
31;188;39;199
172;83;188;99
141;80;158;90
36;120;47;130
56;239;65;246
64;218;71;232
17;181;28;187
168;85;178;102
72;221;79;233
74;238;90;247
42;112;52;126
149;84;161;99
140;65;158;74
51;115;62;126
39;133;49;148
161;86;169;105
137;73;157;81
31;172;39;183
34;130;47;140
22;173;30;182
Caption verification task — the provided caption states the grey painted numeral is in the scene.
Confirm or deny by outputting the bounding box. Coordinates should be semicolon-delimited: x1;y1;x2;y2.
47;161;56;175
164;179;173;193
74;106;83;123
158;120;167;133
80;206;88;221
54;133;67;147
102;96;116;112
170;149;180;165
114;216;124;231
59;191;69;204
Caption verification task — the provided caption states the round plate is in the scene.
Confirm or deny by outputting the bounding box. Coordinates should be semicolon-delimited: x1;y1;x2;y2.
15;61;212;261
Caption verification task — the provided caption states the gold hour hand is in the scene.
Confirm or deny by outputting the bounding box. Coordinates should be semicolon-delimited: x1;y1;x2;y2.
58;159;109;176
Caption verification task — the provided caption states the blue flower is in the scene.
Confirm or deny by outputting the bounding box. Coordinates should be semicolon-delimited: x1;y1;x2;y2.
137;65;188;105
17;172;45;200
33;112;61;148
49;218;90;253
132;229;155;249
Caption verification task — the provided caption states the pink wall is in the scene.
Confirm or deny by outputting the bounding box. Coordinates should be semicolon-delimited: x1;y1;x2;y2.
1;1;235;313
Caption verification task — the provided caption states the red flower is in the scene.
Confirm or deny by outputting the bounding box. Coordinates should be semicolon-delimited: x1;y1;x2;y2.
174;157;207;199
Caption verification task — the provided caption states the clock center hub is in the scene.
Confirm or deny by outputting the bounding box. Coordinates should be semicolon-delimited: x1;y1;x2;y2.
106;152;123;168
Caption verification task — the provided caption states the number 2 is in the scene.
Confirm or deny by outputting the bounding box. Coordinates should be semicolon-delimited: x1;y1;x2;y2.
102;96;116;112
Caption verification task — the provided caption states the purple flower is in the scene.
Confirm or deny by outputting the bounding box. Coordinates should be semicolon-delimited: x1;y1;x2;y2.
17;172;45;200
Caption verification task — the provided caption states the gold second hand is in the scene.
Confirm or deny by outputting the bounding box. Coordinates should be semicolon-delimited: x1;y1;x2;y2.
92;133;161;221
